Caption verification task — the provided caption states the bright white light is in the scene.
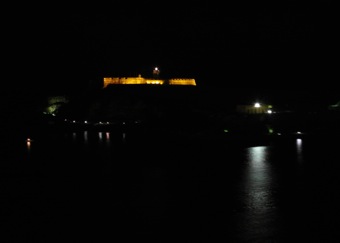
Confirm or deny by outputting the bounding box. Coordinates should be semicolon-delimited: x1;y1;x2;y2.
267;109;272;114
296;138;302;146
254;102;261;108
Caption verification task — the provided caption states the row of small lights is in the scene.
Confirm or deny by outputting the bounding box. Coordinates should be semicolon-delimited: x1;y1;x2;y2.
63;119;143;126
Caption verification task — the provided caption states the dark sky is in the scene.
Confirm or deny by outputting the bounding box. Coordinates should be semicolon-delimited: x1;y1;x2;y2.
6;1;337;95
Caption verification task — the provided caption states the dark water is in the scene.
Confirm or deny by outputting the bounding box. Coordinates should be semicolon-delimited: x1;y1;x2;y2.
1;128;340;242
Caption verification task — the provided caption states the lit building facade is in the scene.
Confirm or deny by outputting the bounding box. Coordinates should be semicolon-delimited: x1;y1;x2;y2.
103;68;196;88
103;75;196;88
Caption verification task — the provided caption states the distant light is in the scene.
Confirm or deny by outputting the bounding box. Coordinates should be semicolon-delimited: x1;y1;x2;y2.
153;67;160;76
254;102;261;108
26;138;32;149
267;109;272;114
223;129;229;133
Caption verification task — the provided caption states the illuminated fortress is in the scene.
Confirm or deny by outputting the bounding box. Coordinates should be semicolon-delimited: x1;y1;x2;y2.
103;67;196;88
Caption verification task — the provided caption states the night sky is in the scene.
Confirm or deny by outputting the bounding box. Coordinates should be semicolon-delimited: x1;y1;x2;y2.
6;1;337;95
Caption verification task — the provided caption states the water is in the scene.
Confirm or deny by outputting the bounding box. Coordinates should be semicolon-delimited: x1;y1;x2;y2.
1;127;340;242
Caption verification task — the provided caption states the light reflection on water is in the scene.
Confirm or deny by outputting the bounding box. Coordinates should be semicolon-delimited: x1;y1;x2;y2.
11;130;340;241
98;131;103;141
68;131;127;145
26;138;32;152
240;145;278;240
122;132;126;143
296;138;303;163
83;131;88;144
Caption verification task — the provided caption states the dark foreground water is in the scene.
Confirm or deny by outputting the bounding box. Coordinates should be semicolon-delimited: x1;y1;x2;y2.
2;127;340;242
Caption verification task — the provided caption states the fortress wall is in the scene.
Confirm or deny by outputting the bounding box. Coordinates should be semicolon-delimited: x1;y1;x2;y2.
103;76;196;87
168;79;196;86
120;77;146;84
103;77;120;88
145;79;164;85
